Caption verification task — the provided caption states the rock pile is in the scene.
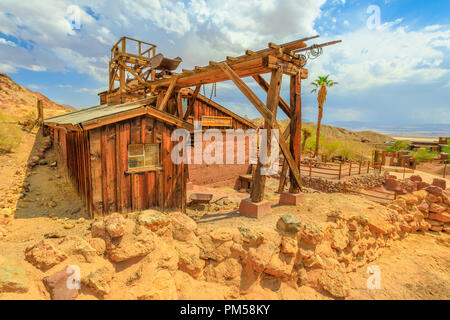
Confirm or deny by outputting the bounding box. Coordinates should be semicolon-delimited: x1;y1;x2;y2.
384;174;447;195
301;173;384;193
389;186;450;234
27;136;52;168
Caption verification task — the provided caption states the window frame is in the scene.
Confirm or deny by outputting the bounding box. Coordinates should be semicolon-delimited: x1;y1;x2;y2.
126;143;162;173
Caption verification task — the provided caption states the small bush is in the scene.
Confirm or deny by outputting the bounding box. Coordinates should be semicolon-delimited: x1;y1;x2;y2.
0;111;23;153
410;149;439;163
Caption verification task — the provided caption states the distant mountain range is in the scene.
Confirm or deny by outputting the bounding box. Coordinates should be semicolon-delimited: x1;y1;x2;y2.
326;121;450;138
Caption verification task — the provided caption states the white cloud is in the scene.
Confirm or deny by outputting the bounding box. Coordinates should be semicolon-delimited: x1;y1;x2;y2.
308;22;450;91
0;38;16;47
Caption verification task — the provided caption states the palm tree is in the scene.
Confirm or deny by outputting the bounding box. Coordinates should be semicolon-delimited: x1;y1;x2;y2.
310;75;338;157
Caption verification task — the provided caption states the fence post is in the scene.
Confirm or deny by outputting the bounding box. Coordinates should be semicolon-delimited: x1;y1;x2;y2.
343;182;346;193
358;161;362;174
367;161;370;173
309;159;312;177
349;162;352;176
379;163;382;174
403;165;406;180
338;163;342;180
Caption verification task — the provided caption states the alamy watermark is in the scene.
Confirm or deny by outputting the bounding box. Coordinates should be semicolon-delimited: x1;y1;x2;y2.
366;5;381;30
171;121;279;175
66;5;81;30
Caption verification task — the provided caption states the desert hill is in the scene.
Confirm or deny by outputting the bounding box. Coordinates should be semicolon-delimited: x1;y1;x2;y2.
251;118;393;160
0;73;73;153
0;73;71;120
251;118;392;144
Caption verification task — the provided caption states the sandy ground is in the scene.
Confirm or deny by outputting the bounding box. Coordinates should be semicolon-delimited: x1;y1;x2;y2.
1;129;449;300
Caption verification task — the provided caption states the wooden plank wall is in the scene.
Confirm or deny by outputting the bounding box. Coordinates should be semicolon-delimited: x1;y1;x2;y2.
89;115;186;216
65;131;92;213
190;99;250;130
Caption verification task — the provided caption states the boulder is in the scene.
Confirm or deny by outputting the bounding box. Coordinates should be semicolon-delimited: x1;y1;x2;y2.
89;238;106;256
427;193;441;203
0;257;29;293
417;201;429;213
426;186;443;197
168;212;197;241
25;240;67;270
300;222;324;245
432;178;446;190
81;265;114;297
399;194;418;205
137;211;170;232
409;175;422;182
276;215;302;233
43;268;78;300
108;229;155;262
57;236;97;263
238;226;264;246
280;237;297;256
417;181;430;190
428;212;450;223
104;213;125;238
319;268;350;298
385;179;403;193
429;203;447;214
246;243;277;273
402;179;417;193
91;221;106;238
175;243;205;278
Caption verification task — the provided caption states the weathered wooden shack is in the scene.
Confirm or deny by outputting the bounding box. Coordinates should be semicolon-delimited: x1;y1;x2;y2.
45;92;257;216
45;97;193;216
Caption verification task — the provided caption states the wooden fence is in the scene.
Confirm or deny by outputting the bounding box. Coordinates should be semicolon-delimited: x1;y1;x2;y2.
343;182;396;203
300;160;382;180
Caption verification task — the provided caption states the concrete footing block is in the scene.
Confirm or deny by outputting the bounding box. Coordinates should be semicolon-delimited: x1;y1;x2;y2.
279;192;305;206
238;198;271;219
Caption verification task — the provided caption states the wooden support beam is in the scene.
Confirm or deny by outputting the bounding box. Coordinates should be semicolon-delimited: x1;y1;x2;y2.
183;85;201;120
217;62;273;122
250;67;283;202
289;72;302;193
273;122;302;191
252;74;292;117
176;91;183;118
119;61;147;85
157;76;178;111
277;123;292;192
245;50;256;55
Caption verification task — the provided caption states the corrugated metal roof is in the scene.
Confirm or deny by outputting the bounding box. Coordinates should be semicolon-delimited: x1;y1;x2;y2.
44;97;155;125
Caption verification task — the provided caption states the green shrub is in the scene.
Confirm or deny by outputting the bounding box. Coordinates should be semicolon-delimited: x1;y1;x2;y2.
410;149;439;163
393;140;410;151
0;110;23;153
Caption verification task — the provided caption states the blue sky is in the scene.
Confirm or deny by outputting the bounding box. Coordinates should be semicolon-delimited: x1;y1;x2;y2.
0;0;449;129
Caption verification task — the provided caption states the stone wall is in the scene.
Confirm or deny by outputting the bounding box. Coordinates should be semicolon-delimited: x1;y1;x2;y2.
301;173;385;193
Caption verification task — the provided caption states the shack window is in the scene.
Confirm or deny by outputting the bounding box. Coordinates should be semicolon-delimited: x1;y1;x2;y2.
128;143;160;169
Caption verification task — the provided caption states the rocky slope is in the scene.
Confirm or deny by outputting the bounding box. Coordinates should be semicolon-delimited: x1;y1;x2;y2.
0;73;71;120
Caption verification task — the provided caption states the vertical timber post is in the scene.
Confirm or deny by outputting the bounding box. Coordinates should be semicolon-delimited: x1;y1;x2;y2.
250;67;283;203
288;72;302;193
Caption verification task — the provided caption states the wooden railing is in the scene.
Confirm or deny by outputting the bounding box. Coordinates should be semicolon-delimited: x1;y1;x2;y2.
300;160;382;180
111;36;157;60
